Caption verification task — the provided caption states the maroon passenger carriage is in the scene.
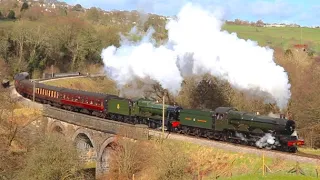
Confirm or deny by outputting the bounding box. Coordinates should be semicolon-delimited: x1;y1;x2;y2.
14;72;117;118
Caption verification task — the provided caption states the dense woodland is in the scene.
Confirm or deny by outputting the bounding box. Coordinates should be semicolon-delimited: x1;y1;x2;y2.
0;0;167;77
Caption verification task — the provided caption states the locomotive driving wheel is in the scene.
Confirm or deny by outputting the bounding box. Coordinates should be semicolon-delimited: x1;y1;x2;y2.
182;126;190;135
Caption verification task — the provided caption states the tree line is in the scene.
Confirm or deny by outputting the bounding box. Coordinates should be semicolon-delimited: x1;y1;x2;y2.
0;1;167;78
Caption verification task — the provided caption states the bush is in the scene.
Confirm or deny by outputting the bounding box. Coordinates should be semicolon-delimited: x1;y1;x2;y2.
104;138;150;180
7;10;15;19
16;133;87;180
153;140;191;180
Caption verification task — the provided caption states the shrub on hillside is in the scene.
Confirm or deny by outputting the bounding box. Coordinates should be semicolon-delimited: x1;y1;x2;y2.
15;134;88;180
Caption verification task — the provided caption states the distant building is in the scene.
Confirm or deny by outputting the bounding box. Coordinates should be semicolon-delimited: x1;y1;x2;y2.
263;23;301;28
264;23;286;27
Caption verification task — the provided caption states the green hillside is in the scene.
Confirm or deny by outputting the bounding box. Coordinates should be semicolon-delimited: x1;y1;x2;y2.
223;24;320;52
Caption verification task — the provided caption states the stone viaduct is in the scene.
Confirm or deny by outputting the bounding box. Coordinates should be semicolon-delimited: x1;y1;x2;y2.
42;105;149;179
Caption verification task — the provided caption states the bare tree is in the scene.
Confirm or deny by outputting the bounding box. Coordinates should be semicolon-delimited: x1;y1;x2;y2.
256;20;264;27
104;138;150;180
152;140;191;180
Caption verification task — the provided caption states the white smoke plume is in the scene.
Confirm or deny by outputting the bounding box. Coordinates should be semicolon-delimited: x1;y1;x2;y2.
101;2;291;109
235;132;248;142
255;133;280;149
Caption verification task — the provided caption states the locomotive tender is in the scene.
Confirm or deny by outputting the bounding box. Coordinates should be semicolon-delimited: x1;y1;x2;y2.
14;72;304;153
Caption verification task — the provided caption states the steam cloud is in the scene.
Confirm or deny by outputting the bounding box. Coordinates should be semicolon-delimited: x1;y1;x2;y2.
255;133;280;149
101;2;291;109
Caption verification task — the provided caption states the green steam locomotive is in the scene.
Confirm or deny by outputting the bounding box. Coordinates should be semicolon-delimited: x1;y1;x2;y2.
105;97;303;152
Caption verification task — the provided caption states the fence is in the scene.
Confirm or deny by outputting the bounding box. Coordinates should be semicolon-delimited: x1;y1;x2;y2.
258;153;320;178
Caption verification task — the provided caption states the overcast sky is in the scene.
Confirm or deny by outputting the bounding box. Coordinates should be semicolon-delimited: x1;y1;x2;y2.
63;0;320;26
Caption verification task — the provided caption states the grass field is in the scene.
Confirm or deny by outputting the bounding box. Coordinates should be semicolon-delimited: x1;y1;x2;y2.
156;139;320;180
224;173;318;180
223;24;320;53
299;148;320;156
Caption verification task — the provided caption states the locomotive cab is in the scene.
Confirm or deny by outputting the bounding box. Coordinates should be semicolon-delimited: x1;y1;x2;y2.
285;120;296;135
165;106;182;131
167;106;183;120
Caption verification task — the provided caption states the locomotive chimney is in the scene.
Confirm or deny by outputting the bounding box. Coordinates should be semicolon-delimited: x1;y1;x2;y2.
280;114;286;119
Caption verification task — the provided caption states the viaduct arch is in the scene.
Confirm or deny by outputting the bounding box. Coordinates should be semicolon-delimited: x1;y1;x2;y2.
43;105;149;178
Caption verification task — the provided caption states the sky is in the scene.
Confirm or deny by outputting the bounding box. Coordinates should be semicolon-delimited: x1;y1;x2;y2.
63;0;320;26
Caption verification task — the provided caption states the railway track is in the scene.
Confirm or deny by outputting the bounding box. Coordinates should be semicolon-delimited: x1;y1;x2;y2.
148;129;320;164
12;74;320;165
